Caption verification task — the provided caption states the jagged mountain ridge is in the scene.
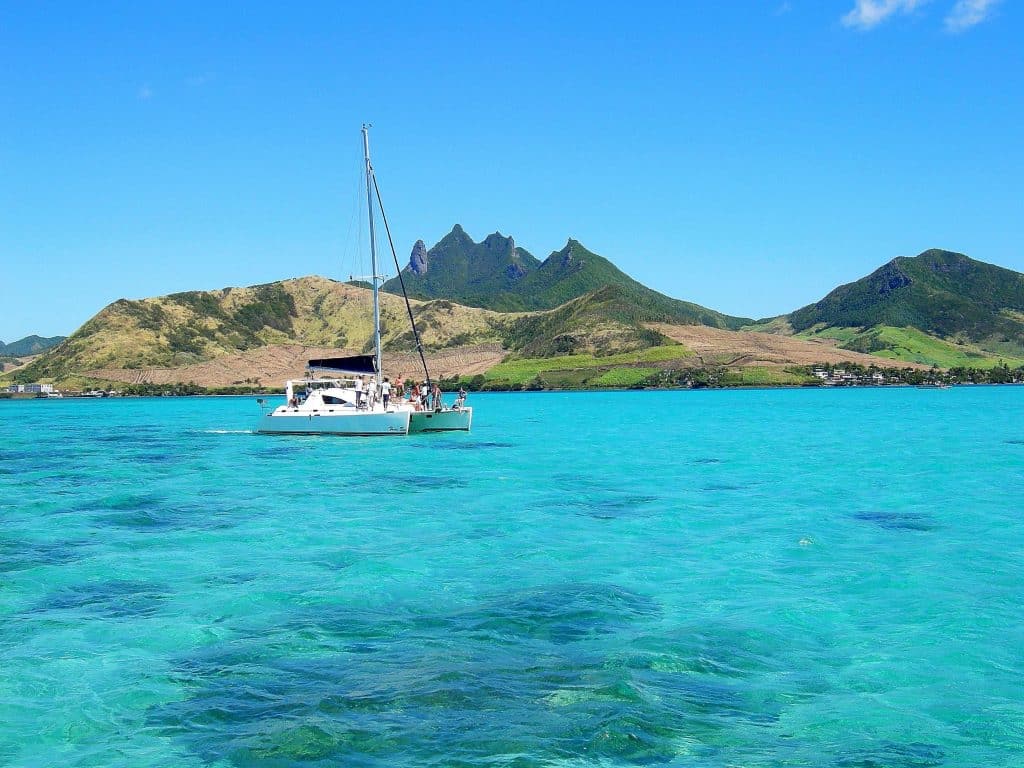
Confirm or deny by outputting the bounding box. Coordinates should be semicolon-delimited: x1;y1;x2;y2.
384;225;751;329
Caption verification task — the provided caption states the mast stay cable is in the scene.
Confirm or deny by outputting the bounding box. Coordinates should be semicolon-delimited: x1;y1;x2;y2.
371;174;432;388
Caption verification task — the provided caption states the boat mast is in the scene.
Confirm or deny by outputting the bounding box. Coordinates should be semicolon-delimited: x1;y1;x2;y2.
362;124;383;385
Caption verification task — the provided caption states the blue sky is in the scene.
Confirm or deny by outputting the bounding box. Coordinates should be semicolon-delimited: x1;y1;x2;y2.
2;1;1021;339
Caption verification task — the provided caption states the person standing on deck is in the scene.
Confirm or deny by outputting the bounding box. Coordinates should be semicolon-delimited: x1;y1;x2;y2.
381;377;392;409
354;376;364;409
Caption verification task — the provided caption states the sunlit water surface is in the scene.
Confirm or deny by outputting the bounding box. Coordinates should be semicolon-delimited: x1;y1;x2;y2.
2;388;1023;767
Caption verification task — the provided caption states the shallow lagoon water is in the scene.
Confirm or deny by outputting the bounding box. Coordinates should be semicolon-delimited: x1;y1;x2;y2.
1;388;1023;766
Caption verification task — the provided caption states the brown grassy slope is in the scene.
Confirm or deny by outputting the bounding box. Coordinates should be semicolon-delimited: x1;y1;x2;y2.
84;343;506;387
647;323;930;369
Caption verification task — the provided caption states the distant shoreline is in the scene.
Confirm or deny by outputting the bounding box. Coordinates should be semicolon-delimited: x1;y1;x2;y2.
4;382;1023;403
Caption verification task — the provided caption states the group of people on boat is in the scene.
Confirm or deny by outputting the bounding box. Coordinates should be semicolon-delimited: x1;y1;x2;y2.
287;374;467;413
376;375;441;412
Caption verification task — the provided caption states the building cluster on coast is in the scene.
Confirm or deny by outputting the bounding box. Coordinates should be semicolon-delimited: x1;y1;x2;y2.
5;383;55;394
811;368;888;386
3;383;119;398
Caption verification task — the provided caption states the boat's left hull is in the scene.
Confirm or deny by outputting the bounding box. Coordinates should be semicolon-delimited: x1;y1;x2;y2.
256;410;410;435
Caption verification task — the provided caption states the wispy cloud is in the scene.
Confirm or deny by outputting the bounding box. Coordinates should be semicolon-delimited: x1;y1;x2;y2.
841;0;929;30
186;72;215;87
137;84;153;100
945;0;1000;31
775;2;793;15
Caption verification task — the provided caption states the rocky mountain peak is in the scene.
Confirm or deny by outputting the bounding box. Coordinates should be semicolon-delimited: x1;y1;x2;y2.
409;240;429;275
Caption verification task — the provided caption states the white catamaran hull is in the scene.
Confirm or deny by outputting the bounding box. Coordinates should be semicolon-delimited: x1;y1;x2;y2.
257;409;411;436
409;407;473;432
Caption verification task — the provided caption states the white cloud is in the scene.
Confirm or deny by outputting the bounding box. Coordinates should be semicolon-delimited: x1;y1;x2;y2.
841;0;929;30
137;84;153;100
775;2;793;15
945;0;1000;31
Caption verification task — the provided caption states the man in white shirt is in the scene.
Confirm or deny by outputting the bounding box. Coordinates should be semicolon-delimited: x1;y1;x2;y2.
381;377;392;409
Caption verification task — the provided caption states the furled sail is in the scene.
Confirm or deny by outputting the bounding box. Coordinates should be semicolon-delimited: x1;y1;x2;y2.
306;355;378;375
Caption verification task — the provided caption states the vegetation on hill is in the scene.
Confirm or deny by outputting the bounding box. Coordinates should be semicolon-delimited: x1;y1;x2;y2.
9;242;1024;388
385;226;750;328
502;286;671;357
795;325;1024;369
788;249;1024;348
8;278;511;384
382;226;539;310
10;278;682;385
0;335;66;356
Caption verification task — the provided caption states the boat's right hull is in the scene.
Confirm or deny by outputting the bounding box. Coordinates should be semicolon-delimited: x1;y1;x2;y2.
409;408;472;432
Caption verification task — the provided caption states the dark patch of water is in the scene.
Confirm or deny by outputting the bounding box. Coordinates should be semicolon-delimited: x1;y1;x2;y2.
692;458;723;464
91;494;237;532
836;741;945;767
853;511;937;532
150;589;819;766
312;548;360;571
547;475;662;519
40;579;168;619
458;582;660;644
426;441;515;451
155;649;689;765
558;494;661;520
1005;439;1024;446
93;427;162;444
387;475;469;491
129;451;177;465
0;535;84;574
702;483;746;492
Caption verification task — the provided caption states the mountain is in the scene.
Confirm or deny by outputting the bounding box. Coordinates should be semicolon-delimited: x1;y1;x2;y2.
14;245;1022;389
781;249;1024;367
384;225;540;311
0;335;66;356
384;226;750;329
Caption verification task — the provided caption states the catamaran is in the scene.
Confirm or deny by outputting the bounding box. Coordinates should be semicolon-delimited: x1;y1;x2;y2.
256;126;473;436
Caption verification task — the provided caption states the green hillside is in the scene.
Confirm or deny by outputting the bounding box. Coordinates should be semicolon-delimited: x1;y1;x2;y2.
0;335;66;356
796;325;1024;369
789;249;1024;348
384;226;750;328
781;249;1024;367
503;285;673;357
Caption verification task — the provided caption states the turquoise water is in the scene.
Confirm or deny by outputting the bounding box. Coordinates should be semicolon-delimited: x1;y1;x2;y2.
2;388;1023;767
